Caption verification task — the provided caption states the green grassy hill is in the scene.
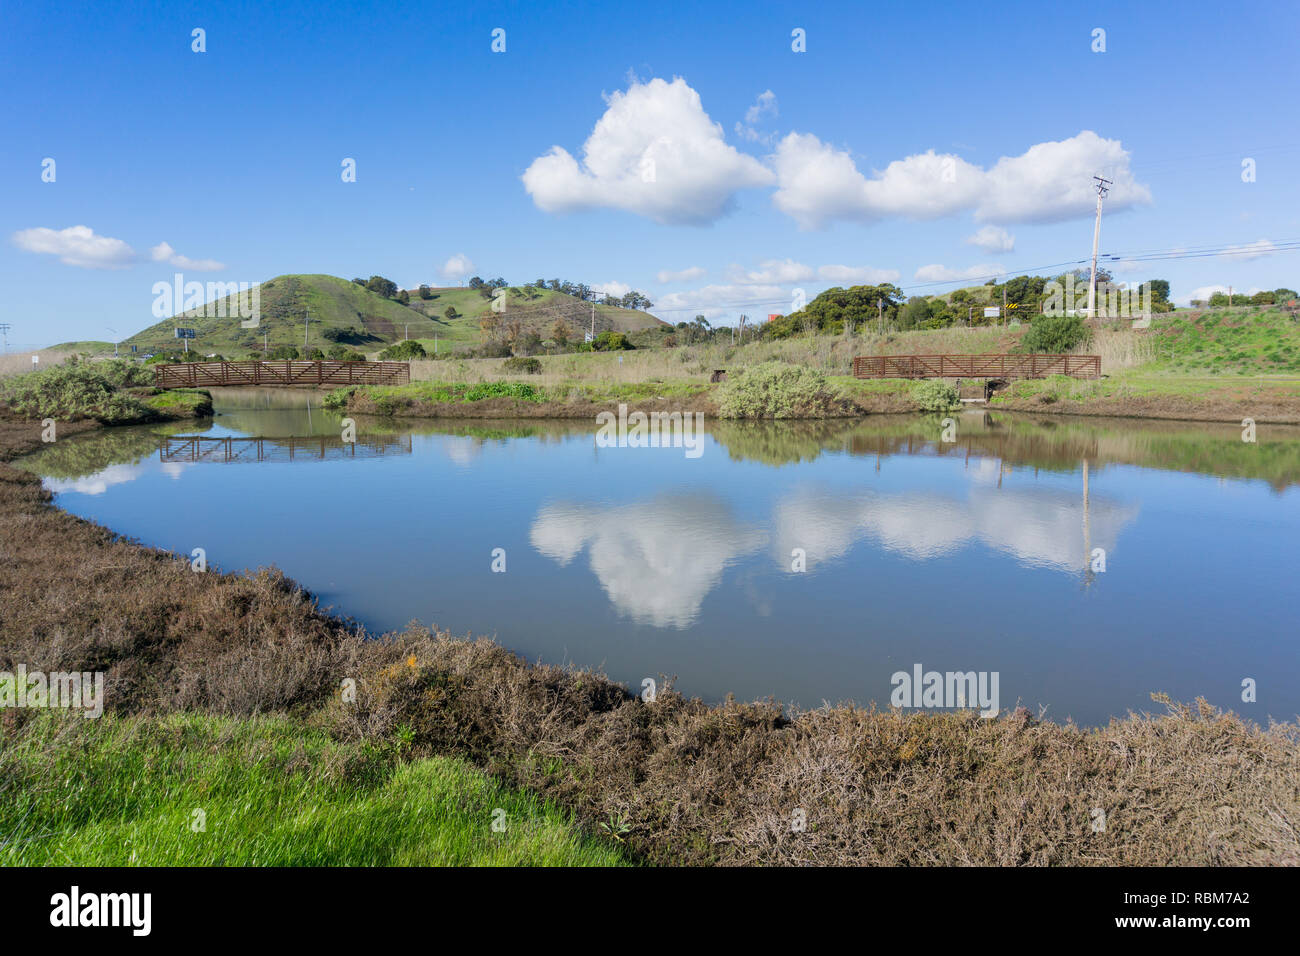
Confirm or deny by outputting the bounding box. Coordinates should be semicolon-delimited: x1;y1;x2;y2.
119;274;463;356
111;275;665;357
404;284;665;345
1142;307;1300;374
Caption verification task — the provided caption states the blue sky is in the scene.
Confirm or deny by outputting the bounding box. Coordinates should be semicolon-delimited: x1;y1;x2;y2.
3;0;1299;346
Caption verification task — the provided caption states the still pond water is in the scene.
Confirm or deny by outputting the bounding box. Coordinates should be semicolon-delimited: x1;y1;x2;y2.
20;388;1300;725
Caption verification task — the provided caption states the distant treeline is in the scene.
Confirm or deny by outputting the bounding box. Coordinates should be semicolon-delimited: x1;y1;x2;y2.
351;274;653;312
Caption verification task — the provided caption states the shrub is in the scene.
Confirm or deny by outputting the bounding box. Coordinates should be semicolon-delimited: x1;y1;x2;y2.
502;356;542;374
912;380;960;412
0;363;151;423
379;340;427;360
321;387;354;410
592;331;633;351
716;362;841;419
463;382;541;402
1017;314;1092;354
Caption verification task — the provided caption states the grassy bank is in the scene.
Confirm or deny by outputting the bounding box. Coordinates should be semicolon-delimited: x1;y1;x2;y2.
0;712;628;866
359;309;1300;423
1;413;1298;866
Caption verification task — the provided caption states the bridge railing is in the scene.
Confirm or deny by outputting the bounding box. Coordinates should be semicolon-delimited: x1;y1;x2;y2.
153;360;411;389
159;434;412;463
852;353;1101;380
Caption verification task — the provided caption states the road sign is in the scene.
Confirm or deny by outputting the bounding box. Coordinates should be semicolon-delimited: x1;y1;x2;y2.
174;328;197;339
983;307;1000;319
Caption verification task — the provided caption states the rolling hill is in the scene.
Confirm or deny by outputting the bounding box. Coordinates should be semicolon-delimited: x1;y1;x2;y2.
114;274;664;357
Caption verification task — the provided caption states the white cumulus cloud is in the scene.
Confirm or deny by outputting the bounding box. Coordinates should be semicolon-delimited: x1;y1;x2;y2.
914;263;1006;283
817;264;900;284
655;265;706;284
726;258;815;285
12;225;136;269
149;241;225;272
965;226;1015;253
654;283;788;321
771;130;1151;229
441;253;474;280
735;89;778;142
522;77;774;225
592;280;633;299
1219;239;1275;260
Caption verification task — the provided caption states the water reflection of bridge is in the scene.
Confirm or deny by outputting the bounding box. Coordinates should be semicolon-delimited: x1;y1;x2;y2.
160;434;412;463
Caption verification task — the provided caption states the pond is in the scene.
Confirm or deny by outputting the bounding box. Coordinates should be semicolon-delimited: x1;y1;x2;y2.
19;387;1300;726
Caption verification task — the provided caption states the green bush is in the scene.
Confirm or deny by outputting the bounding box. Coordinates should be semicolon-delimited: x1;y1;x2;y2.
716;362;841;419
379;340;427;360
592;331;633;351
1017;315;1092;353
912;380;960;412
321;387;354;410
502;356;542;374
0;363;150;423
463;382;541;402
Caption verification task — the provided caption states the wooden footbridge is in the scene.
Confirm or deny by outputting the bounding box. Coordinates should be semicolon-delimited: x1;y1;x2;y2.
852;353;1101;381
160;434;412;463
154;360;410;389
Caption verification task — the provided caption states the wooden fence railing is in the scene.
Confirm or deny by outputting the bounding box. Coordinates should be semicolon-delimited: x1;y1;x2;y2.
851;353;1101;380
153;360;410;388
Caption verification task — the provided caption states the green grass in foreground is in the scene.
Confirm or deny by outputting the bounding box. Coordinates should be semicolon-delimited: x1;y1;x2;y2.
0;712;629;866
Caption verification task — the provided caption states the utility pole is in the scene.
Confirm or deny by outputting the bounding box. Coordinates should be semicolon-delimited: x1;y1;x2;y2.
304;307;311;356
1087;175;1112;319
0;323;10;353
1002;287;1007;327
877;297;883;331
107;327;118;358
1228;286;1233;307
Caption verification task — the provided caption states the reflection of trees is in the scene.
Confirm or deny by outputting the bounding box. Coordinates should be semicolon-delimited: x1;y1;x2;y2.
709;419;859;466
711;412;1300;490
15;422;193;480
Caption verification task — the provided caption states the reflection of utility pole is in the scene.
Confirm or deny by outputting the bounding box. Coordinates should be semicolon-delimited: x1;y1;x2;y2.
1087;176;1112;319
1082;457;1093;586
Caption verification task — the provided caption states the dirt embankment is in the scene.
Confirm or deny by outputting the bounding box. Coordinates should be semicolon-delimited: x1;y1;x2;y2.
2;411;1297;866
993;388;1300;424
